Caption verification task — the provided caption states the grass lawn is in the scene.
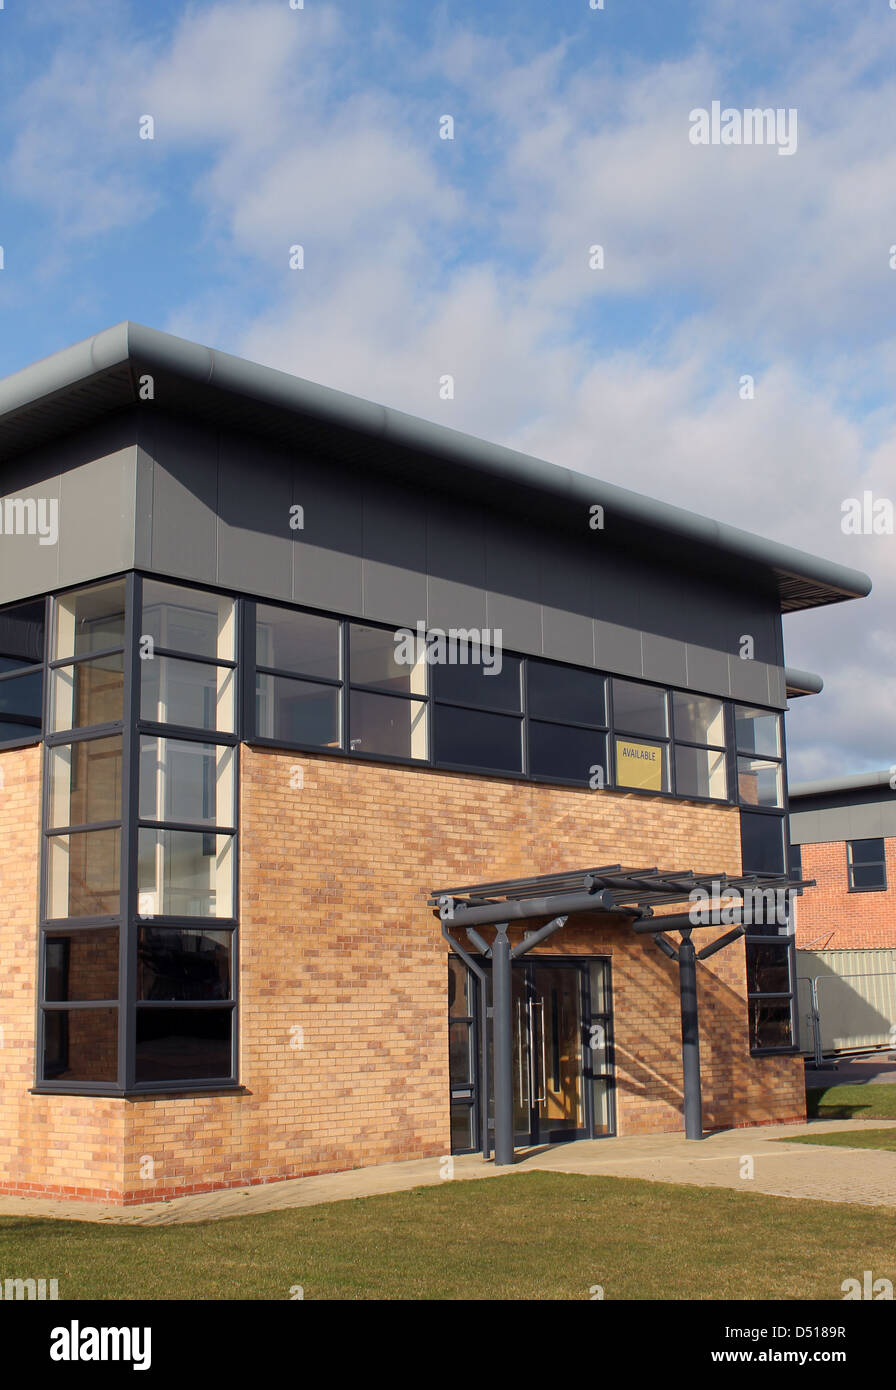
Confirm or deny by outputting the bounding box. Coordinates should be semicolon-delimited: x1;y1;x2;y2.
785;1127;896;1151
1;1171;895;1300
807;1084;896;1120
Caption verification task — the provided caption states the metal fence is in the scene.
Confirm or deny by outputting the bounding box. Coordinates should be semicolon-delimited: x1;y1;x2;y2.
797;949;896;1064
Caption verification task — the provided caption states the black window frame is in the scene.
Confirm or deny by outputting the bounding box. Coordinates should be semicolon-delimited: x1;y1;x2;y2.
34;573;240;1099
0;596;47;750
846;837;887;893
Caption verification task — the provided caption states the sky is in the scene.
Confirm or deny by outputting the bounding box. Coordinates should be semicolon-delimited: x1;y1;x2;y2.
1;0;894;782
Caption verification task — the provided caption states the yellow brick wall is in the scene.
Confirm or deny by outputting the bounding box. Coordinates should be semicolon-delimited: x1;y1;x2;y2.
0;744;128;1199
0;742;804;1203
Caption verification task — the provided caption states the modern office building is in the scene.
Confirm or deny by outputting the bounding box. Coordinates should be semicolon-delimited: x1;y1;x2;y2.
0;323;872;1202
790;772;896;1056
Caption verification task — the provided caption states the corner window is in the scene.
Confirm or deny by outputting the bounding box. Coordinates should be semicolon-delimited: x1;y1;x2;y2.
847;838;887;892
0;598;45;745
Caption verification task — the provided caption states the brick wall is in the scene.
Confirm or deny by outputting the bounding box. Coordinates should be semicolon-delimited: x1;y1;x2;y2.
795;838;896;950
0;743;128;1200
0;742;805;1204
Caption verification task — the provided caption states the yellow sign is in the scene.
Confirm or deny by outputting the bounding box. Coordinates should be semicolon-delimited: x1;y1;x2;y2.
615;738;663;791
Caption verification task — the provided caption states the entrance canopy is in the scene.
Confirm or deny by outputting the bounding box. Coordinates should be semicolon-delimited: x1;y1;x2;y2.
431;863;811;1161
430;863;809;930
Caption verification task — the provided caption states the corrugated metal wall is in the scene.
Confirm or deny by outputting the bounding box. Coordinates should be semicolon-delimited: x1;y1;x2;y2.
797;949;896;1055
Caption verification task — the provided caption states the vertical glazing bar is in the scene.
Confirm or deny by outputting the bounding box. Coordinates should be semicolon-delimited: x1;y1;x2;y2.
119;571;141;1093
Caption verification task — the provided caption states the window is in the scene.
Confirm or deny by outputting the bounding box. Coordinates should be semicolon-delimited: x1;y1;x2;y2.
50;581;126;734
448;959;478;1153
735;704;786;875
745;936;797;1053
255;604;342;747
847;838;887;892
0;599;45;745
39;577;238;1093
432;645;521;773
672;692;728;800
527;661;607;786
133;579;237;1085
349;624;428;759
740;810;785;874
611;680;670;793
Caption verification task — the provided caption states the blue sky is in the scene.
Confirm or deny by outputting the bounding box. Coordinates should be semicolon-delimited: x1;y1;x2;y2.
1;0;895;778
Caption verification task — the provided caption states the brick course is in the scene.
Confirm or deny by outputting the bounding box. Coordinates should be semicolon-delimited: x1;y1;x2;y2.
0;743;804;1203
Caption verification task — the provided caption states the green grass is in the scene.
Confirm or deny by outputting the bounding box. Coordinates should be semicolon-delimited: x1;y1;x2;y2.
1;1171;894;1300
785;1127;896;1152
807;1084;896;1120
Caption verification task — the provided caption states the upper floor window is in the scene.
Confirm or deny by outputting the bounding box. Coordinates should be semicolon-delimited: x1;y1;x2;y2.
847;838;887;892
140;581;235;734
432;644;521;774
0;598;45;745
672;692;728;800
735;705;783;809
611;679;669;793
50;581;125;734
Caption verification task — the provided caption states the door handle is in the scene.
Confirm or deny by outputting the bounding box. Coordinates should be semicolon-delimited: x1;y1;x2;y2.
516;1000;529;1105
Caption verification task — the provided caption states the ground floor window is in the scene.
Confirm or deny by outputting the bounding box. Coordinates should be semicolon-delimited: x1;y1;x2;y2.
448;954;616;1154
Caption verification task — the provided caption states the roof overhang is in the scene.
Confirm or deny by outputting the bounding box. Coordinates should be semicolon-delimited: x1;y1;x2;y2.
0;322;872;616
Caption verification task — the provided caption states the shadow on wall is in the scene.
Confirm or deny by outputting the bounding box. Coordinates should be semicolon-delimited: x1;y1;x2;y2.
613;950;802;1131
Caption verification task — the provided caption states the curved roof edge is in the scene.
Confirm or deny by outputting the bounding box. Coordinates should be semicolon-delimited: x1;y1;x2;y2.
784;667;824;697
789;769;893;800
0;321;874;615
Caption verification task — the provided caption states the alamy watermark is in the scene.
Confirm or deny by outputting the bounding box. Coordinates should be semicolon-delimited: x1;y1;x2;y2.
689;102;798;156
0;497;58;545
689;882;789;928
394;622;503;675
1;1276;59;1299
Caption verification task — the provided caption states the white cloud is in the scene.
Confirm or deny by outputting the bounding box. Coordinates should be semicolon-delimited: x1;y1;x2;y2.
5;0;896;777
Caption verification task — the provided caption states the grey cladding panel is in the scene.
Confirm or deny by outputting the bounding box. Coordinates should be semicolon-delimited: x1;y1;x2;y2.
642;632;688;687
58;448;136;587
594;620;642;678
685;643;731;699
428;576;487;631
729;654;774;705
217;436;292;599
427;497;486;588
542;606;594;666
150;416;218;583
292;457;362;615
361;480;427;624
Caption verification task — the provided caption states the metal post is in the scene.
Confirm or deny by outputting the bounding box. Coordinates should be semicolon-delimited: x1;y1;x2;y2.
678;928;703;1140
492;923;514;1165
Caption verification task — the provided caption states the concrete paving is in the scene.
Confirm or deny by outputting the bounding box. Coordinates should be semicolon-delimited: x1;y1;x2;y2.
1;1118;894;1226
805;1053;896;1087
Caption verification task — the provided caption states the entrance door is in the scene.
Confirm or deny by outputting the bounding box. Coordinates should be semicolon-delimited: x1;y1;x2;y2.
448;954;616;1154
514;963;588;1145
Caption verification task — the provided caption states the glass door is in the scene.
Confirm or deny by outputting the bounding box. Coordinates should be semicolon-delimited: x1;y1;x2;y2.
530;964;587;1142
450;954;616;1154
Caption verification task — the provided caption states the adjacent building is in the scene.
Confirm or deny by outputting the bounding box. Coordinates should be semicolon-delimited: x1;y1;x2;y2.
789;772;896;1057
0;323;872;1202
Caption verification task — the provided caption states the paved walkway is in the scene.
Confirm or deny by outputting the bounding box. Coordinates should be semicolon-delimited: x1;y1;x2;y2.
805;1053;896;1087
1;1118;894;1226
